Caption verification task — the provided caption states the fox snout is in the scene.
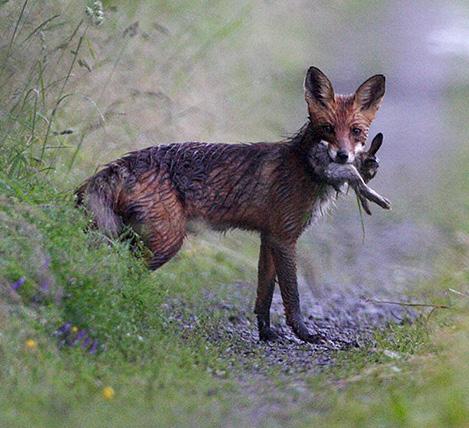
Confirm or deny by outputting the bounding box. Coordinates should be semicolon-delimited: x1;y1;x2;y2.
322;141;358;164
335;149;350;164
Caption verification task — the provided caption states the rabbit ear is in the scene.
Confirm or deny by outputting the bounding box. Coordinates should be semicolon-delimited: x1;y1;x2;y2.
368;133;383;156
304;66;335;108
354;75;385;121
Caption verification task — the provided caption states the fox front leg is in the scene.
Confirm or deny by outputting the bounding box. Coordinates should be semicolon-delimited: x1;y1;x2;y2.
269;239;325;344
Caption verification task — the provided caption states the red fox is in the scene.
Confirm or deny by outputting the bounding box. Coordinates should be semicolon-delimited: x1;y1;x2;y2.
76;67;390;343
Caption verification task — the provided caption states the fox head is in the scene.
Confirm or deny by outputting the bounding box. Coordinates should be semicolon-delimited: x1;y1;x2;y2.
304;66;385;164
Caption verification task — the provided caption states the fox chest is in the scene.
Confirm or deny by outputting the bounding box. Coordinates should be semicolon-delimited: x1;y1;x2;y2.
304;184;337;227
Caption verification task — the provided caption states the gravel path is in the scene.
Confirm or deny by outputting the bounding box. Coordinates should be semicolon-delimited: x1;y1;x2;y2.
166;1;464;376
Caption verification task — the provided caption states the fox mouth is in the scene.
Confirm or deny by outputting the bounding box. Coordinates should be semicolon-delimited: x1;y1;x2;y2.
319;140;334;156
320;140;357;164
327;147;338;162
320;140;343;163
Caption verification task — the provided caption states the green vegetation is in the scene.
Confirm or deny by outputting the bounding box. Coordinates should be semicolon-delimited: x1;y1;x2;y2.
0;109;252;427
1;1;468;427
0;112;255;427
0;6;254;425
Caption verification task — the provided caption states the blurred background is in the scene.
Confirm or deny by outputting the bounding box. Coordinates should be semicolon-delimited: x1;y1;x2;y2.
2;1;469;425
1;0;469;326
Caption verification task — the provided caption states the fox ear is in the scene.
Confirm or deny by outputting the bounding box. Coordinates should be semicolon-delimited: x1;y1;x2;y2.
304;66;335;109
354;74;385;119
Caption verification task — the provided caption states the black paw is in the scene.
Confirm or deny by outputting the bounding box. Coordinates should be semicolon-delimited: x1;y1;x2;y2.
297;331;327;344
291;321;329;344
259;327;280;342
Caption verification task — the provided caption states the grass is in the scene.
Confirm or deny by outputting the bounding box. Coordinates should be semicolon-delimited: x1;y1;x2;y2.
0;3;258;425
0;162;257;427
309;310;469;427
1;1;469;427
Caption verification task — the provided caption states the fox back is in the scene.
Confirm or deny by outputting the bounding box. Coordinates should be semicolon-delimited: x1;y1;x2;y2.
77;138;325;251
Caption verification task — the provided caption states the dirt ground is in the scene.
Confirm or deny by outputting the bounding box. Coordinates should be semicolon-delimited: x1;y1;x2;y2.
163;0;458;373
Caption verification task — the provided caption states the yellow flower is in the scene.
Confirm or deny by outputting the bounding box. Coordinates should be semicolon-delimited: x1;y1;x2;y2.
71;326;79;333
25;339;38;351
102;386;115;400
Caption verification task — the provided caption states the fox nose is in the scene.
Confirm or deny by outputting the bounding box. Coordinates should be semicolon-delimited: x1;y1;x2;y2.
336;150;349;164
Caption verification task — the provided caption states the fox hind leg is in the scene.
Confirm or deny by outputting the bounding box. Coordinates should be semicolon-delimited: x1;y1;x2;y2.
148;231;185;270
137;193;187;270
270;240;325;344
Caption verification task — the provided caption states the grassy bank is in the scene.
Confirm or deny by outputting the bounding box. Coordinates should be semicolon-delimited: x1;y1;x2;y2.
0;140;255;428
0;2;255;418
0;2;257;425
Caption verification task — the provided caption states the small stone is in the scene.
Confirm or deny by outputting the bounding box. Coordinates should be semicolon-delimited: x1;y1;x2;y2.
383;349;401;359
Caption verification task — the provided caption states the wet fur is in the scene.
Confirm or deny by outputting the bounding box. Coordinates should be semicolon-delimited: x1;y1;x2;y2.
76;67;388;343
77;126;336;261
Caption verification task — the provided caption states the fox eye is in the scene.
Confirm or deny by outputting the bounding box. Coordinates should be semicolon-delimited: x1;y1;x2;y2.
352;127;362;136
322;124;334;134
